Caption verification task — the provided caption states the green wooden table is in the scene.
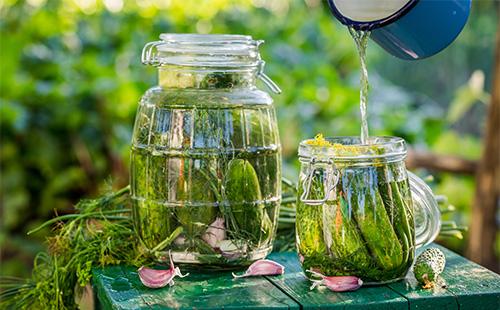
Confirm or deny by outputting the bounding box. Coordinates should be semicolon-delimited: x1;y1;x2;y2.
92;244;500;309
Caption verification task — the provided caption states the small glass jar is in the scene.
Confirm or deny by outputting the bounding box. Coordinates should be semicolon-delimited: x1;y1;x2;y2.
131;34;281;267
296;136;440;284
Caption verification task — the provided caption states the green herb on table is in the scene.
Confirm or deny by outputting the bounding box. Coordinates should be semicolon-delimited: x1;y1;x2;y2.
0;186;145;309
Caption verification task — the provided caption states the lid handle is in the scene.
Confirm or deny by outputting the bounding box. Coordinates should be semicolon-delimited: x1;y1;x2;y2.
141;40;163;66
257;61;281;94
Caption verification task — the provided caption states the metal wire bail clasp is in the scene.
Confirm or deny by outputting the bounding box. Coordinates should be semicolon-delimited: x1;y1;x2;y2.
257;60;281;94
300;157;339;205
141;40;163;66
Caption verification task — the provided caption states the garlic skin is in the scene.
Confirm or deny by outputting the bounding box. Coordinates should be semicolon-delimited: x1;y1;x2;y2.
202;217;226;248
173;235;186;246
138;252;189;288
232;259;285;278
308;270;362;292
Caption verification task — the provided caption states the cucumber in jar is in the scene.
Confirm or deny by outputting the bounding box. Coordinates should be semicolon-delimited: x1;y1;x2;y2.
224;159;272;245
131;148;177;250
296;169;372;277
321;195;374;275
377;163;415;275
341;166;404;271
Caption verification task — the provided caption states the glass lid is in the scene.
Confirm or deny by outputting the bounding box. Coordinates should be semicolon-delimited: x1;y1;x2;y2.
142;33;263;67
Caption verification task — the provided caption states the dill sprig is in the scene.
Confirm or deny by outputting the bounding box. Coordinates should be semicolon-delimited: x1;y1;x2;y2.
0;186;152;309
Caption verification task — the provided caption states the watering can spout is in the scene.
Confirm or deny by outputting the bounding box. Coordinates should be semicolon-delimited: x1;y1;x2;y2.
327;0;471;60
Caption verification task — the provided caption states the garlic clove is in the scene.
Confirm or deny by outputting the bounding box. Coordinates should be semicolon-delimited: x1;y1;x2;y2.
138;267;176;288
232;259;285;278
202;217;226;248
138;251;189;288
307;270;362;292
319;276;363;292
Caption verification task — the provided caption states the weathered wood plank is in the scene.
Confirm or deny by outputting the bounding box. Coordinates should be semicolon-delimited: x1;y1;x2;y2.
387;244;500;310
92;265;151;309
93;244;500;309
92;264;299;309
437;245;500;310
267;252;408;309
388;245;459;310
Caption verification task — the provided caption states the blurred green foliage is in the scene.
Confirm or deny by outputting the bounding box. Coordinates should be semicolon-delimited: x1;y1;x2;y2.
0;0;497;277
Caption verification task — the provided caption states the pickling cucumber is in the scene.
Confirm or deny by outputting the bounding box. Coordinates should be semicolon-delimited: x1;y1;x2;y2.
296;173;339;276
322;194;373;273
377;164;415;273
341;167;403;271
296;170;328;257
413;248;446;288
224;159;267;244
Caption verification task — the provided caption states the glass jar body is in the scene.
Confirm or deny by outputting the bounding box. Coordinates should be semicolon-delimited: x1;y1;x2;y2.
296;156;416;283
131;82;281;268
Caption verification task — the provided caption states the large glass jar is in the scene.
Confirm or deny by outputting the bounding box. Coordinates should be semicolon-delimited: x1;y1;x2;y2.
296;136;440;284
131;34;281;267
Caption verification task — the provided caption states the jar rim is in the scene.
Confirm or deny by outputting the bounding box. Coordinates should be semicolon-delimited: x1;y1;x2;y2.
159;33;259;45
298;136;407;162
142;33;263;68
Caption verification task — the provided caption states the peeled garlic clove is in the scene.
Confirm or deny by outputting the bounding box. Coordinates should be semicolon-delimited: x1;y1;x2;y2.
232;259;285;278
202;217;226;248
138;252;189;288
307;270;362;292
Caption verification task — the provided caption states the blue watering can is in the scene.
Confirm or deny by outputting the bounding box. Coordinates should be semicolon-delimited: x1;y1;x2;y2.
327;0;472;60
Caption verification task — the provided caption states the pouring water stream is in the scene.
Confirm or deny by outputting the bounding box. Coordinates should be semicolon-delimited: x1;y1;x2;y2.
348;27;371;145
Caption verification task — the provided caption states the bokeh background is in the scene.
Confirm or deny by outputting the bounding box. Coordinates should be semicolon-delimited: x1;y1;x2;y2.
1;0;498;277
